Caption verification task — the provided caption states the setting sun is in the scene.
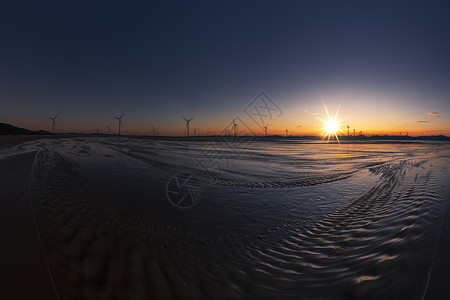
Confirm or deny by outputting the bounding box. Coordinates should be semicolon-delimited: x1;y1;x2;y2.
319;104;343;142
324;119;340;134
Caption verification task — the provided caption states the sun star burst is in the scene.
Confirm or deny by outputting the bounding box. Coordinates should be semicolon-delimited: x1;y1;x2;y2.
318;104;343;143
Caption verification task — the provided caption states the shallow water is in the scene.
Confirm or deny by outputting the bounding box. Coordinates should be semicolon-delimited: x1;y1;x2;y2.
6;137;450;299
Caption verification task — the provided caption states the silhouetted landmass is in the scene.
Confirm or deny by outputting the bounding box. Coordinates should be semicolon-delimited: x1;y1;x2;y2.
0;123;51;135
1;123;34;135
34;129;52;135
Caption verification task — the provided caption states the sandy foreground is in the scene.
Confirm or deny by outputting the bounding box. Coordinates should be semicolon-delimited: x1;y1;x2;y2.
1;135;450;299
0;151;57;299
424;180;450;300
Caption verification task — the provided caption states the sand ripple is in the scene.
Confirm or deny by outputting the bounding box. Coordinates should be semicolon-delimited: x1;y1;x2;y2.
29;139;450;299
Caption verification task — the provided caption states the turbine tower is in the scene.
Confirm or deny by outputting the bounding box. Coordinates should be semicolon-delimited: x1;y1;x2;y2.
264;125;268;137
232;118;238;137
113;113;125;135
183;116;192;137
48;113;59;134
106;124;111;135
152;126;157;136
347;124;350;137
286;128;288;137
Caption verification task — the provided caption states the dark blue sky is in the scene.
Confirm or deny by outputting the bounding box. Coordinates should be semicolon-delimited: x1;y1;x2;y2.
1;0;449;135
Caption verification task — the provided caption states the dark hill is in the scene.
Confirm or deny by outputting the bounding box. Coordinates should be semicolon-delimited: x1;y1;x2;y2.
0;123;49;135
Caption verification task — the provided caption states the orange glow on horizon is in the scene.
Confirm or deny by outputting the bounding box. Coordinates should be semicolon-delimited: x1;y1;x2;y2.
5;106;449;138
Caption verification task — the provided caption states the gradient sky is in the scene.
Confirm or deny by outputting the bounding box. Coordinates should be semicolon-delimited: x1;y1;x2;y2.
1;0;450;136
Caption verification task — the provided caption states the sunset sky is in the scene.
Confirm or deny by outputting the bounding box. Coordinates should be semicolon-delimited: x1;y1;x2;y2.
1;1;449;136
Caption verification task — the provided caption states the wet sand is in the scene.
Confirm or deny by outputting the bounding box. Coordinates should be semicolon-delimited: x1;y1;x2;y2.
0;135;51;147
424;179;450;300
1;137;450;299
0;152;57;300
0;134;88;147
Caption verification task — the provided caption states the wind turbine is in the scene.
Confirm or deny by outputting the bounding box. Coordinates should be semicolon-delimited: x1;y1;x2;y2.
286;128;288;137
347;124;350;137
183;116;192;137
48;113;59;134
113;113;125;135
106;124;111;135
152;126;157;136
232;118;238;137
263;125;268;137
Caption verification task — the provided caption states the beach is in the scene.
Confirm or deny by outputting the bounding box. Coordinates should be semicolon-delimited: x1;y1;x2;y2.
1;136;449;299
0;150;57;299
